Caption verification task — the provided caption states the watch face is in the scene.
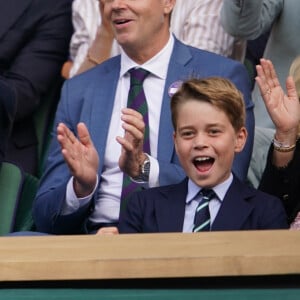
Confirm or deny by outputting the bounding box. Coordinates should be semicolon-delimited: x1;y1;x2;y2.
141;159;150;181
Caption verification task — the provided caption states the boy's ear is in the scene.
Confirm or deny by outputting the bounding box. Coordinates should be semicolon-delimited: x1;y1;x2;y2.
234;127;248;153
173;131;178;151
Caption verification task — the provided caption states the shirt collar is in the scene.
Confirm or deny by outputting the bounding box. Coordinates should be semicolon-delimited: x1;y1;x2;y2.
120;34;174;80
186;173;234;204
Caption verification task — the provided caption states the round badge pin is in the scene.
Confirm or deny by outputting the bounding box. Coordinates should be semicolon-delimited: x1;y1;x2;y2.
168;80;183;97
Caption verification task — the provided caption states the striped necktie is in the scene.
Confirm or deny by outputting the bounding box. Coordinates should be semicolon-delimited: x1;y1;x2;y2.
193;189;216;232
126;68;150;152
120;68;150;211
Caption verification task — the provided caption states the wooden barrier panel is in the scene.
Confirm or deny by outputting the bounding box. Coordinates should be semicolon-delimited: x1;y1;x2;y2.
0;230;300;282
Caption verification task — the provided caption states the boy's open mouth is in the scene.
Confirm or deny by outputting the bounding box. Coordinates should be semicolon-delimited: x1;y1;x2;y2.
193;156;214;172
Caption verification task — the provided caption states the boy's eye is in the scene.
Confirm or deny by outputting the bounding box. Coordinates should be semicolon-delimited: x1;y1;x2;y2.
209;129;221;135
181;130;194;138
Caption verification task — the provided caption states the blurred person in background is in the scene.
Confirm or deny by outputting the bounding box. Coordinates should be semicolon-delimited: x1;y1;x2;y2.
0;0;73;175
256;58;300;227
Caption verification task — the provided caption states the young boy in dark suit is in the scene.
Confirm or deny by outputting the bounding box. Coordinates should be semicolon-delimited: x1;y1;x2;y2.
118;77;288;233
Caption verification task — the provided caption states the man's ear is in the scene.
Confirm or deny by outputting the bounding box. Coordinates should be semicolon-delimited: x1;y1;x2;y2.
163;0;176;14
234;127;248;153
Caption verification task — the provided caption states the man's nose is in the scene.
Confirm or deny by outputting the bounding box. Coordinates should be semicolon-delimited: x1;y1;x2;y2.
110;0;127;8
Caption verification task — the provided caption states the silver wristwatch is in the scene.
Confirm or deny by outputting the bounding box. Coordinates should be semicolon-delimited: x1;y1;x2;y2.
132;157;150;182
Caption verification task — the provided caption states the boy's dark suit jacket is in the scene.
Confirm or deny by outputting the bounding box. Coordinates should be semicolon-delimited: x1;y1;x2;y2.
118;176;288;233
0;0;73;174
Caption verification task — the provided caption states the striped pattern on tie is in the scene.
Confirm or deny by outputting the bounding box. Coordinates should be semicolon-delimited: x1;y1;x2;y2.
193;189;215;232
126;68;150;153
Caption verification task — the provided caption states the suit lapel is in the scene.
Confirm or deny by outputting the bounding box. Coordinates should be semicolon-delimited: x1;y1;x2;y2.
155;179;188;232
212;177;255;231
0;0;33;39
157;38;195;162
88;56;121;173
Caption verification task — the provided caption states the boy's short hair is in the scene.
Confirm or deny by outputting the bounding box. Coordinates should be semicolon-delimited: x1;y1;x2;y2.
170;77;245;132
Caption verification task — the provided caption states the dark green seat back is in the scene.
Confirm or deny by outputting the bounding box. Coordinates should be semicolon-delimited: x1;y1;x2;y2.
0;162;24;235
13;172;39;232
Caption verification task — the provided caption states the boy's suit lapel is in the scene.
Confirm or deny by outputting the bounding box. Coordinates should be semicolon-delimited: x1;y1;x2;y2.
0;0;32;39
211;176;255;231
155;179;188;232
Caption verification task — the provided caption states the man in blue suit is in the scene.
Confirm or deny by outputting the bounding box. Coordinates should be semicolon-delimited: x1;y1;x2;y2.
33;0;254;235
118;77;288;233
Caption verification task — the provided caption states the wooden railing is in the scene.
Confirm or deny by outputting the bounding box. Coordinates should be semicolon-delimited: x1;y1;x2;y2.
0;230;299;282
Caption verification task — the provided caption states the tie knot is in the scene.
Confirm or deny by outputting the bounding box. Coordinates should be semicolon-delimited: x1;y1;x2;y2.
200;189;215;201
129;68;149;85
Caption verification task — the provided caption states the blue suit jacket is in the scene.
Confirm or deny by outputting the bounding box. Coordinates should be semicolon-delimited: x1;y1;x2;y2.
118;176;288;233
33;38;254;234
